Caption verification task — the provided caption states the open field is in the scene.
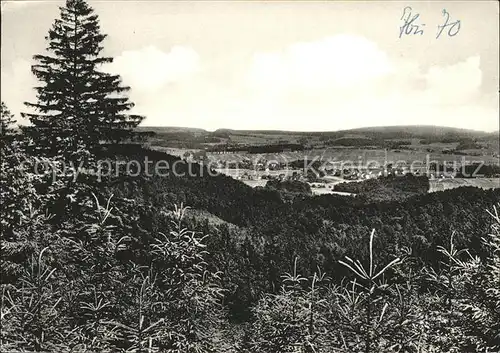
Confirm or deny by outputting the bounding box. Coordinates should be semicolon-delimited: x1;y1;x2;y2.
143;126;499;172
148;145;498;166
145;145;203;157
429;178;500;192
241;180;268;188
310;187;356;196
141;125;499;158
206;148;498;165
213;168;293;179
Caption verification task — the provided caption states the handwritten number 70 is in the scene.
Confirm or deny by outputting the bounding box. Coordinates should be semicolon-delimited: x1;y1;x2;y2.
436;9;461;39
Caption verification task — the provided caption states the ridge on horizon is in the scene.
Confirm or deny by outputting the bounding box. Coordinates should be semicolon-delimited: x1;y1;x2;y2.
137;124;498;135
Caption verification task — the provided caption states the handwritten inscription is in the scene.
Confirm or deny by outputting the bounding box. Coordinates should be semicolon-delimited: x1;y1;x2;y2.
399;7;425;37
399;7;461;38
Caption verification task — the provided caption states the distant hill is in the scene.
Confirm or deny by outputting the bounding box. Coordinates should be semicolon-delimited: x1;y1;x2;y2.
340;125;493;139
213;125;491;137
139;125;498;152
139;125;493;137
344;125;489;135
136;126;207;134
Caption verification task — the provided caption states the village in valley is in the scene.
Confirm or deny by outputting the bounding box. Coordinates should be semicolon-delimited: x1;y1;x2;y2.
144;125;500;196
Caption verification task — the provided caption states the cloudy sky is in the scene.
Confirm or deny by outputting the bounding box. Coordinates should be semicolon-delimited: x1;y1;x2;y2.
1;0;499;131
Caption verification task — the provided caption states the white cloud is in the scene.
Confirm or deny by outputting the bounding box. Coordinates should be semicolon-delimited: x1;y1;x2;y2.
105;45;201;91
1;34;496;132
223;36;493;131
247;34;393;93
1;2;498;132
423;56;482;106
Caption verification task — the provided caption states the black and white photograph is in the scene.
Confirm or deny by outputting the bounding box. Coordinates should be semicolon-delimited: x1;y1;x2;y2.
1;0;499;352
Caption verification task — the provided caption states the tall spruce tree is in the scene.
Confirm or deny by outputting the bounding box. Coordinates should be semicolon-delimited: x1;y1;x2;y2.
22;0;143;157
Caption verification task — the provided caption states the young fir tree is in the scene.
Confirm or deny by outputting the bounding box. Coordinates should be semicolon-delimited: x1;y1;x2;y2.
21;0;143;157
0;102;17;140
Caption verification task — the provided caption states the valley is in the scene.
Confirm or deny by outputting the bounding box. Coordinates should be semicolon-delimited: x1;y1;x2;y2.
142;125;500;196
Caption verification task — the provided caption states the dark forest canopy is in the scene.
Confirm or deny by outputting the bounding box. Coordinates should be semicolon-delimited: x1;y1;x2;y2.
2;136;500;351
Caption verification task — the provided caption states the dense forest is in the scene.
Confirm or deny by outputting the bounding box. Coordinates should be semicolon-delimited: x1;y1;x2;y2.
1;1;499;352
2;134;500;352
333;175;429;202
